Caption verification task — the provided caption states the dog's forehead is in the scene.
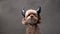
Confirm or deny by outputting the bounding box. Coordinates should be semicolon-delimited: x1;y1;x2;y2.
25;9;37;16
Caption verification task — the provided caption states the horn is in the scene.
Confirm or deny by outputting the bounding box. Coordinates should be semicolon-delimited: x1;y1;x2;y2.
36;6;41;15
21;8;25;17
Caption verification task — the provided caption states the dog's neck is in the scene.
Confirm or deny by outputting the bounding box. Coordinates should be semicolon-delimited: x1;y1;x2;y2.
26;24;41;34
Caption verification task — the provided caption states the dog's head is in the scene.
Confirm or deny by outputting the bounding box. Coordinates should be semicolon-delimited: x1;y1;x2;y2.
21;7;41;25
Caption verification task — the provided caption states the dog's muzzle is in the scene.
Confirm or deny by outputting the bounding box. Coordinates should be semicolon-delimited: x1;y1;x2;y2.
27;15;38;25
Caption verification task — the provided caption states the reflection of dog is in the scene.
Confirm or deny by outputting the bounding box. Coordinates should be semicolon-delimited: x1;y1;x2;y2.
21;7;41;25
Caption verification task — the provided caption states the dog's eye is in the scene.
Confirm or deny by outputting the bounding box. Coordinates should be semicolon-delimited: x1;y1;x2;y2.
33;14;36;15
27;14;30;17
33;14;37;17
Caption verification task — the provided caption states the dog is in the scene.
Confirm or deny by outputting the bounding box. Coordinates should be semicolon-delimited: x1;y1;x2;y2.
21;7;41;25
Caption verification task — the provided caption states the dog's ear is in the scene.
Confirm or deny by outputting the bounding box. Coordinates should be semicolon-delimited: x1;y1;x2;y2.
36;6;41;15
21;8;26;17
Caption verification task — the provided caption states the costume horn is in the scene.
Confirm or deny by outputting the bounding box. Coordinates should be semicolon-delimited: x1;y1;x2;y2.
21;8;25;17
36;6;41;15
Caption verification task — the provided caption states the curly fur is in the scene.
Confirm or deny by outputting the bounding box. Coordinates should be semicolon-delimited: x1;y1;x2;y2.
22;9;41;34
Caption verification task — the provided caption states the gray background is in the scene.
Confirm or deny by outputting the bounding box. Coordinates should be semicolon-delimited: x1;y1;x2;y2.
0;0;60;34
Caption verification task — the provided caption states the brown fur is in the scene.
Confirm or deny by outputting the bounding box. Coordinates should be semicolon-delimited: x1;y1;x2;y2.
26;24;41;34
22;11;41;34
22;13;41;25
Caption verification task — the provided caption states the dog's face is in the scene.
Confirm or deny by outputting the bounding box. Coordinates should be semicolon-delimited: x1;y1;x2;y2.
25;9;38;25
21;7;41;25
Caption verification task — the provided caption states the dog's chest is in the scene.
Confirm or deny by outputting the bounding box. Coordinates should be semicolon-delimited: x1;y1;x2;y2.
26;25;41;34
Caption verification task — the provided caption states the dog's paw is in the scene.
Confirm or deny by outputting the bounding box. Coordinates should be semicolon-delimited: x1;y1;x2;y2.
22;18;28;25
22;18;26;25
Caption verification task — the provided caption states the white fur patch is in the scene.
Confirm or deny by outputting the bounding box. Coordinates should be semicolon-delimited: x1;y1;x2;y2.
25;9;37;17
27;16;31;20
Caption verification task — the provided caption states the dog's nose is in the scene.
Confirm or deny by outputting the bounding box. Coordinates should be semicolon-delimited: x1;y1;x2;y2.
31;16;33;18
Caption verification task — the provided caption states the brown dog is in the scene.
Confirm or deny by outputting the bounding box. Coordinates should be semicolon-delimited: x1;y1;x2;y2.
21;7;42;34
22;7;41;25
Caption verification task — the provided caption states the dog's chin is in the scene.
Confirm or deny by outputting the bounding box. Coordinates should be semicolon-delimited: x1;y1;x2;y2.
26;16;38;25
